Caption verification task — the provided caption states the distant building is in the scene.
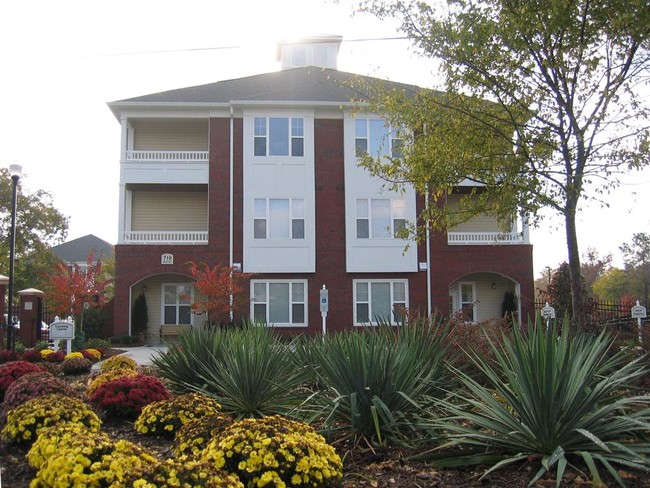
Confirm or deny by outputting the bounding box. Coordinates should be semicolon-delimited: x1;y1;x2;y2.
51;234;114;272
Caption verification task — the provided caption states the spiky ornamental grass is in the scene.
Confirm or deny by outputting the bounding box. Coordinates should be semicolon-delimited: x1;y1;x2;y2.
294;318;455;446
153;325;310;418
430;323;650;487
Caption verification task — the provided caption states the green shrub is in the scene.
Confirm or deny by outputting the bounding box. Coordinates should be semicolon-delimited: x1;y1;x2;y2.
173;412;234;458
202;415;342;488
31;439;156;487
86;337;111;349
134;458;244;488
295;318;454;445
1;371;77;422
153;325;309;418
135;392;222;437
101;354;138;372
89;374;171;418
432;322;650;485
1;393;101;446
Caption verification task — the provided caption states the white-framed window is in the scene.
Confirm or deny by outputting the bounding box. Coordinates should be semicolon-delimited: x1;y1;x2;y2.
459;282;476;322
251;280;307;327
355;118;403;159
354;280;408;325
254;198;305;239
162;284;193;325
356;198;406;239
254;117;304;157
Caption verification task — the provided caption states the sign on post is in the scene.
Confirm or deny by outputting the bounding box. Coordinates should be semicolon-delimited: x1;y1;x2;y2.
320;285;329;338
49;319;75;354
541;302;556;330
631;301;647;344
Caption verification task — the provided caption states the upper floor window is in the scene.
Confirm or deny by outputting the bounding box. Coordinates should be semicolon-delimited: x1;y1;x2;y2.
354;280;407;325
254;198;305;239
252;280;306;326
355;118;403;159
356;198;406;239
254;117;304;157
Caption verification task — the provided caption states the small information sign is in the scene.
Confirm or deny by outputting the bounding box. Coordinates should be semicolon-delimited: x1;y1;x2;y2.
631;304;647;319
541;305;556;320
49;321;75;340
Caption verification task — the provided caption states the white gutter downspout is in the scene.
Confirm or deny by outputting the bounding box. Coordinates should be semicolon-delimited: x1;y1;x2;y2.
229;105;234;322
426;190;432;319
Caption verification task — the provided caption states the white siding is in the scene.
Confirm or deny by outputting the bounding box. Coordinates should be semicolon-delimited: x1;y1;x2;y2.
447;194;508;233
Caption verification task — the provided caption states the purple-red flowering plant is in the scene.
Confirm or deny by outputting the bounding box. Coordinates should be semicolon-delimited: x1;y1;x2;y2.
89;374;171;419
0;360;46;401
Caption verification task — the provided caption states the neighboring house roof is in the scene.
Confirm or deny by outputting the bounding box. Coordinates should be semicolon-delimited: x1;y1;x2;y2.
108;67;425;113
51;234;114;264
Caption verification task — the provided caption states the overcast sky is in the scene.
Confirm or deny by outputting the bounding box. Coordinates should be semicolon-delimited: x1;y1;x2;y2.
1;0;648;277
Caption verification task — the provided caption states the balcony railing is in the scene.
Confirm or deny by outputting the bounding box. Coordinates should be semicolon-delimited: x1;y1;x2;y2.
123;231;208;244
448;231;527;245
125;150;209;162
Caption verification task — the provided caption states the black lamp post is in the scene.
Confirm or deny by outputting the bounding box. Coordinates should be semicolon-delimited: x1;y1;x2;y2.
6;163;22;351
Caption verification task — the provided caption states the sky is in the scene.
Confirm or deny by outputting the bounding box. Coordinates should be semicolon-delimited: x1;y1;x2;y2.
1;0;649;278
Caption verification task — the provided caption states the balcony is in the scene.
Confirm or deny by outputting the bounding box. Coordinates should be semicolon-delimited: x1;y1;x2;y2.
447;230;528;245
123;231;208;245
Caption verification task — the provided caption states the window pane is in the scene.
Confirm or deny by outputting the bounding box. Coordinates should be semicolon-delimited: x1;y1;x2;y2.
291;138;304;156
164;286;176;304
291;118;304;136
393;282;406;302
292;46;306;66
371;283;391;322
253;304;267;323
269;199;289;238
292;304;305;324
356;219;369;238
254;117;266;136
356;282;368;302
254;219;266;239
357;303;369;323
292;282;304;301
164;306;176;324
461;284;473;303
355;139;368;157
292;199;304;217
254;137;266;156
356;199;368;218
269;283;289;323
369;119;388;157
371;199;391;238
253;283;266;302
179;306;191;324
314;45;327;66
391;138;403;158
393;219;406;236
292;219;305;239
178;285;192;304
355;119;367;137
254;199;267;217
269;117;289;156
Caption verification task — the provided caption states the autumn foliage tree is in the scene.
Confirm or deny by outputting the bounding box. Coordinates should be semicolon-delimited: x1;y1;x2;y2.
188;262;251;326
47;251;112;331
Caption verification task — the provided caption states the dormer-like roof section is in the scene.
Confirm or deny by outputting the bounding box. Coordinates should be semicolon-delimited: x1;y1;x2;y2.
108;67;423;117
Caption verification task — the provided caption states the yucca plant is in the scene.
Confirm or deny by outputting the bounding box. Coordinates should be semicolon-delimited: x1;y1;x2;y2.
430;322;650;487
153;323;309;418
295;317;454;445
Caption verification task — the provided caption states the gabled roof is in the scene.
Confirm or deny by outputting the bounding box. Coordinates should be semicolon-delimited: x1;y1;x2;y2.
51;234;114;264
108;67;423;111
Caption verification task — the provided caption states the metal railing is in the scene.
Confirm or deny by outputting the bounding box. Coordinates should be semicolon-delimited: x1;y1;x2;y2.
125;150;209;162
123;231;208;244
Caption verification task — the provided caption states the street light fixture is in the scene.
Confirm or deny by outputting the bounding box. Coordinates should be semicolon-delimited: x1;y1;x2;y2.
6;163;22;351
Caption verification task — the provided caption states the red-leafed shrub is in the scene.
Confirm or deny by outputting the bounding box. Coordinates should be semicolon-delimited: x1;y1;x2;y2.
62;357;93;375
0;350;19;364
20;349;42;363
45;351;66;363
1;372;77;422
0;361;46;401
89;374;171;419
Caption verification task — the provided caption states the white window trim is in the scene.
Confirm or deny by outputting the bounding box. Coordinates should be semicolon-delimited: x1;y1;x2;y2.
161;283;194;326
250;280;308;328
356;197;407;239
254;197;305;240
253;116;305;158
354;117;404;160
353;279;408;326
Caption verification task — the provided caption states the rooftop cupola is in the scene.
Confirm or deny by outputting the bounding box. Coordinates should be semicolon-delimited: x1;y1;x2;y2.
277;35;343;70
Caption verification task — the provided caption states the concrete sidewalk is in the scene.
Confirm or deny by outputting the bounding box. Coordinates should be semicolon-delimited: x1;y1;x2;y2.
108;345;169;366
